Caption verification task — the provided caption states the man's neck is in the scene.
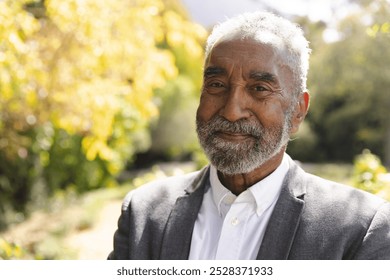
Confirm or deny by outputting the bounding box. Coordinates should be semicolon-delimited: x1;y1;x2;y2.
217;149;285;195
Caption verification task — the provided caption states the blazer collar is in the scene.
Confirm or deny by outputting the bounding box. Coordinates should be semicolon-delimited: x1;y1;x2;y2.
159;157;308;260
159;166;210;259
257;157;307;259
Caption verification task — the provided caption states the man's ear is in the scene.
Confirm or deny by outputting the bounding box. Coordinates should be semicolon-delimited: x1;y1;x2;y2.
290;91;310;134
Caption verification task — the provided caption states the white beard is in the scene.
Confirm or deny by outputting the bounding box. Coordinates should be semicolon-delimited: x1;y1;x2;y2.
196;114;291;175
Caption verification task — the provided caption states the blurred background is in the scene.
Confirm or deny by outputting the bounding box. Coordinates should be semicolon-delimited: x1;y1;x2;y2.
0;0;389;259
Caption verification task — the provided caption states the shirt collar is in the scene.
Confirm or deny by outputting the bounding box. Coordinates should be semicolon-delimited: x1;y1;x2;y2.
210;153;290;217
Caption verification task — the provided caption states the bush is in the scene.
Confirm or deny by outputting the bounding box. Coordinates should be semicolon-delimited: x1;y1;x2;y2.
150;76;200;159
0;0;206;229
0;238;26;260
287;121;319;162
352;149;390;200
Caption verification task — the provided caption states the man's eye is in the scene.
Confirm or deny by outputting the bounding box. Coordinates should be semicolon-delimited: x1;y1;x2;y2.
209;82;225;88
205;81;227;94
251;85;269;92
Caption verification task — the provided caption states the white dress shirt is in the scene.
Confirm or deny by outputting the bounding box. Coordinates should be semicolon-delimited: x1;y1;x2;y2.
188;154;289;259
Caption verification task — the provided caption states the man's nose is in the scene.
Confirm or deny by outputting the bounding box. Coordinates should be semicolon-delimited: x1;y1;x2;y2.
219;86;251;122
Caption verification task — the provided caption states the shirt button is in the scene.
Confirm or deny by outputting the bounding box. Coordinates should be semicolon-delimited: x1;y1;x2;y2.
231;217;239;226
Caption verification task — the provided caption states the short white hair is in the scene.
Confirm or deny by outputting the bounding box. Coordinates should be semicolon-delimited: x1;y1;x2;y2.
205;11;311;96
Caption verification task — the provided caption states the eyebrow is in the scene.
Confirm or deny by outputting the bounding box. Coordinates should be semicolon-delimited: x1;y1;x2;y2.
249;72;278;83
203;66;226;78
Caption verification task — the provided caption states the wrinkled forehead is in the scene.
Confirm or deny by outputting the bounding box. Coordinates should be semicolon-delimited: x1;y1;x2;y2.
207;31;289;65
206;33;295;92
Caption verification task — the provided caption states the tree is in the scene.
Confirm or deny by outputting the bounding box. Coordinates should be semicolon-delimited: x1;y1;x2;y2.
0;0;206;228
304;0;390;163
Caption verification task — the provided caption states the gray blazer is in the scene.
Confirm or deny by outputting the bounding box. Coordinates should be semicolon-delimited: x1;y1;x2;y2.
108;157;390;259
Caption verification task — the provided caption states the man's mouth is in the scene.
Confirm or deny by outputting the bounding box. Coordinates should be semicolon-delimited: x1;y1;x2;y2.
215;131;254;142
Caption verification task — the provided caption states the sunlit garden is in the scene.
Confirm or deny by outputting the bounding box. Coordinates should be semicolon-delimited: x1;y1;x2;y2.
1;0;389;259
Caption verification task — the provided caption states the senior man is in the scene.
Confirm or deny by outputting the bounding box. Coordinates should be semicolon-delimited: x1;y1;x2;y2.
109;11;390;260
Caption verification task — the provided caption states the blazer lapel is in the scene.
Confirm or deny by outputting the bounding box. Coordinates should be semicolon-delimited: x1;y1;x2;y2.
159;167;210;259
257;159;306;260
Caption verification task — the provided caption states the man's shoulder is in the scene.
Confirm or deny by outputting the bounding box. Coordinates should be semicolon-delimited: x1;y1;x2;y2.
121;167;209;211
287;158;386;209
294;166;389;229
286;164;390;259
303;171;385;208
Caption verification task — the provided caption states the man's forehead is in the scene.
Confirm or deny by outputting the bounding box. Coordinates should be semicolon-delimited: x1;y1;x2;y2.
207;36;282;66
205;35;292;78
209;31;283;54
206;43;278;72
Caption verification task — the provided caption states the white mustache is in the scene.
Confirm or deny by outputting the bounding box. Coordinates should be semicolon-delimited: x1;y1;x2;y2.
197;116;263;139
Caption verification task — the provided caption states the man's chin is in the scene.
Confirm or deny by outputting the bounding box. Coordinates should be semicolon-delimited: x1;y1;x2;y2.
206;150;261;175
212;162;259;176
204;144;286;175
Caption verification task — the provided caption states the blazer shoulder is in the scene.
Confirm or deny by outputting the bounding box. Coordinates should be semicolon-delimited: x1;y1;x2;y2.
288;158;384;204
303;171;386;210
286;162;390;259
296;168;388;235
286;159;387;229
121;166;209;211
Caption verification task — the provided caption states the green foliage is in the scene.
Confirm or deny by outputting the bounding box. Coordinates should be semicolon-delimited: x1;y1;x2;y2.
352;149;390;200
287;121;319;161
149;9;206;160
0;0;206;229
0;238;26;260
300;0;390;163
150;76;200;159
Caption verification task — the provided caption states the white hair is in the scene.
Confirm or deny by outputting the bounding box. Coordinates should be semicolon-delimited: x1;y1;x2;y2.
205;11;311;96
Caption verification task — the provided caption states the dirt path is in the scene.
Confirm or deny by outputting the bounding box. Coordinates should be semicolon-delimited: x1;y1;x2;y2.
65;200;122;259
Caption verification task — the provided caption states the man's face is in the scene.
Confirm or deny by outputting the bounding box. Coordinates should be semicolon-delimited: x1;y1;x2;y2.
196;36;296;175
